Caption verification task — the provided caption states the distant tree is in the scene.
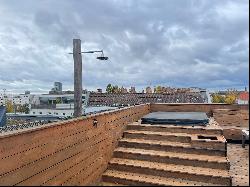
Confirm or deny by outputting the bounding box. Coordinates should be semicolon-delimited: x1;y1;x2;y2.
212;94;225;103
55;97;62;104
21;104;30;114
225;94;237;104
113;85;119;93
155;86;162;93
106;84;113;93
16;104;29;113
6;101;14;113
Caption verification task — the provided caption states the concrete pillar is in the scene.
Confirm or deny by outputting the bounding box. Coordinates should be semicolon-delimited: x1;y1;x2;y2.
73;39;82;117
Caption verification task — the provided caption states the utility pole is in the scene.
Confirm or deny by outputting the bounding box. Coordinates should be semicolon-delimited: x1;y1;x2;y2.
73;39;83;117
70;39;109;118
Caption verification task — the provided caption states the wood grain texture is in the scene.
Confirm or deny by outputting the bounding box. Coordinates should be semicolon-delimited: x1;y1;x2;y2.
0;104;149;186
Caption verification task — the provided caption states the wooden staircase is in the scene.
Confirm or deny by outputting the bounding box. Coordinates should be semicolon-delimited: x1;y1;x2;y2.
101;122;232;186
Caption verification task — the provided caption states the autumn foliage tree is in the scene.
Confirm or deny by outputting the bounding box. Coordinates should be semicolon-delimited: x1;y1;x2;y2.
212;94;225;103
106;84;123;93
212;90;237;104
154;86;162;93
6;101;14;113
224;94;237;104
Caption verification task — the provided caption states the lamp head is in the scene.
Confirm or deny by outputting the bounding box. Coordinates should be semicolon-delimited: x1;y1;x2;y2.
97;50;108;60
97;56;109;60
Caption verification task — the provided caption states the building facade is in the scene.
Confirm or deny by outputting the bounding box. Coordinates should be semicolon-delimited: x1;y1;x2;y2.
29;93;89;117
54;82;62;92
129;87;136;93
0;93;31;106
237;91;249;104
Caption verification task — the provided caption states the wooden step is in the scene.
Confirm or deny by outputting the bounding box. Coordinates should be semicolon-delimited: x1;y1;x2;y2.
191;136;226;150
127;123;223;135
108;158;232;185
123;130;192;143
113;147;230;170
119;138;226;156
102;170;223;186
124;130;226;150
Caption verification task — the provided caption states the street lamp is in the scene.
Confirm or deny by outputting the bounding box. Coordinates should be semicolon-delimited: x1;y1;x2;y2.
77;50;109;61
69;39;109;117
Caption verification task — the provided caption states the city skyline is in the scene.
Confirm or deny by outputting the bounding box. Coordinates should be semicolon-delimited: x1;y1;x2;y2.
0;0;249;93
0;82;248;95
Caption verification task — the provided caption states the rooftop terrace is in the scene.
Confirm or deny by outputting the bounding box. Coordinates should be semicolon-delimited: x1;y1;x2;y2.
0;103;248;186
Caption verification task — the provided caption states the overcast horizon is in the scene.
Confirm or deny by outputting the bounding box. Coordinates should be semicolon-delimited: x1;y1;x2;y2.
0;0;249;94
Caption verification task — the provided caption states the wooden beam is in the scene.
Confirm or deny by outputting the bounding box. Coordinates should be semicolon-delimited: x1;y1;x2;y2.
73;39;82;117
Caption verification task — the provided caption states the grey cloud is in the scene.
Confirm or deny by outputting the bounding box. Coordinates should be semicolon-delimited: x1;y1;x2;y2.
0;0;248;93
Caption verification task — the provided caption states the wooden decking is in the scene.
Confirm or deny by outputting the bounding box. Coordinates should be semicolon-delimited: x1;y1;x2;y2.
100;143;249;186
228;143;249;186
101;122;232;186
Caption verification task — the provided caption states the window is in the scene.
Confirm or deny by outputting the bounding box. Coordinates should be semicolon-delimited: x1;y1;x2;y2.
63;113;65;115
39;112;42;114
33;112;35;114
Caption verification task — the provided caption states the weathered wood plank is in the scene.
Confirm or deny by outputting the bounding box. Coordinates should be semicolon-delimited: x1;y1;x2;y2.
0;119;92;157
0;104;149;185
0;123;106;176
15;143;102;186
62;157;105;186
0;134;110;185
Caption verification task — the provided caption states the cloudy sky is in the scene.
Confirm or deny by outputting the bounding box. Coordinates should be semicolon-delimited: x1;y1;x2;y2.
0;0;249;93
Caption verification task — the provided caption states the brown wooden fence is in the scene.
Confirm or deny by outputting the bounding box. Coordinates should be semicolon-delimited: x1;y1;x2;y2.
0;104;150;186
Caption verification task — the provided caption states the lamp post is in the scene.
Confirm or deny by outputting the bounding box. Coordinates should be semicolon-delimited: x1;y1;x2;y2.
69;39;109;118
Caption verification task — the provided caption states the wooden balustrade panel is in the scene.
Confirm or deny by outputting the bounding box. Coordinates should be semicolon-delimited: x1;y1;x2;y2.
0;104;150;186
